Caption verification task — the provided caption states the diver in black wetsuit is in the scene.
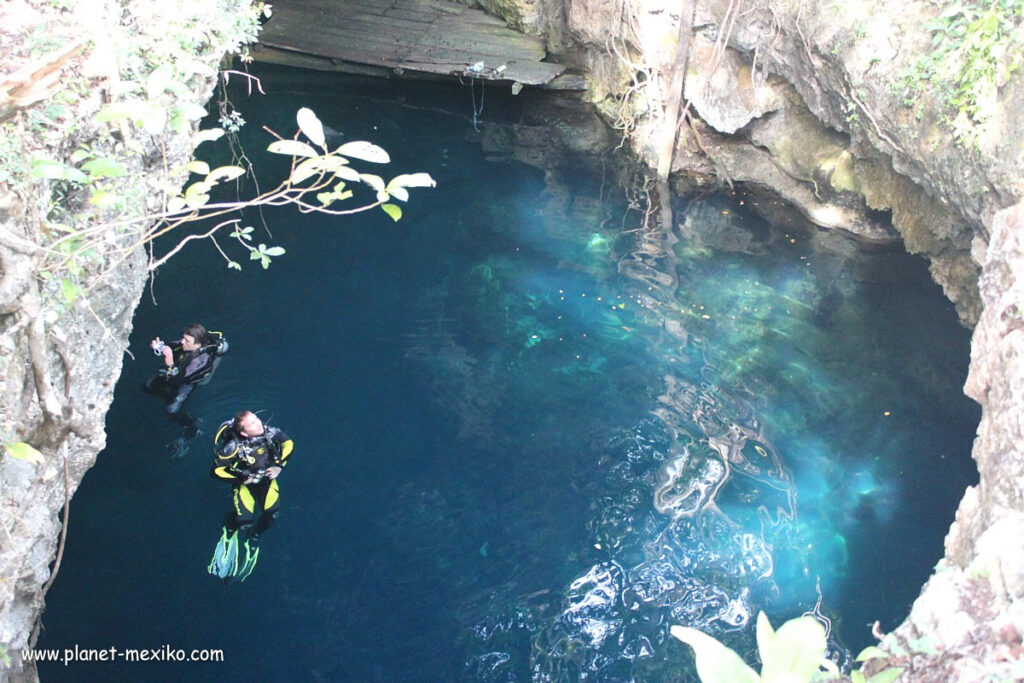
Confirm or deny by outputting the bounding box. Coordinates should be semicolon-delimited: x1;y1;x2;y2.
208;410;294;581
143;323;227;438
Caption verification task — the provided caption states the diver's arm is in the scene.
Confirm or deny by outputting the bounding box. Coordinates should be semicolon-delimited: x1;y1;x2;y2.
211;463;246;482
211;435;246;482
265;431;293;478
271;434;293;466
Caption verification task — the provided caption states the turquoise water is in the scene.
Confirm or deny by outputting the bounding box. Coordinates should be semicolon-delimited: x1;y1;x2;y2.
38;68;978;680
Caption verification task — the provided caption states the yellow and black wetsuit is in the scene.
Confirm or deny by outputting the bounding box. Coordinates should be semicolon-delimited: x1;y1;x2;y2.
211;421;294;538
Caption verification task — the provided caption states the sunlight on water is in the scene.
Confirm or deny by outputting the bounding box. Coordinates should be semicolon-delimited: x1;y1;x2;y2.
38;71;977;681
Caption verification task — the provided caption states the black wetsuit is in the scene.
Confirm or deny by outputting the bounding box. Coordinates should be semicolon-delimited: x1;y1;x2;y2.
211;422;294;539
143;343;215;429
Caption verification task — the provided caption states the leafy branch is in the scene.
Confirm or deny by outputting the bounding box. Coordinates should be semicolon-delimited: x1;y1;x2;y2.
33;106;436;286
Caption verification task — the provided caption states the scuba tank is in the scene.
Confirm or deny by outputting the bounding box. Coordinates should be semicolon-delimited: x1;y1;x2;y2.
195;331;228;386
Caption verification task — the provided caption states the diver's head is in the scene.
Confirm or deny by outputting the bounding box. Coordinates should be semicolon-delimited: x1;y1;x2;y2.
234;410;264;438
181;323;208;350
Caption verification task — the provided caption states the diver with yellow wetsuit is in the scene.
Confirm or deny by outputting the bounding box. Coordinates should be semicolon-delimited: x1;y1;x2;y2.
208;410;293;581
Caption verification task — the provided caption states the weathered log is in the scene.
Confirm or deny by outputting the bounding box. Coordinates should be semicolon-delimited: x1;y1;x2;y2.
0;41;84;123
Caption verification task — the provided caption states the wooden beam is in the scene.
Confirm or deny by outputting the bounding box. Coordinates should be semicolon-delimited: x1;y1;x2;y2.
257;0;573;88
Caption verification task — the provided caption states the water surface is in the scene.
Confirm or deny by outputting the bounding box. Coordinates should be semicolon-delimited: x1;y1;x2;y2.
38;68;979;681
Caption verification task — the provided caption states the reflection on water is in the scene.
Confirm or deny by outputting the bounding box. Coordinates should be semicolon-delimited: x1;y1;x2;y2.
453;191;978;678
38;71;978;681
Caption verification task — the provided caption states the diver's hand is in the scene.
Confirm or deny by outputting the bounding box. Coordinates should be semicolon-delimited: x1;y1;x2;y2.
266;467;282;479
152;337;173;365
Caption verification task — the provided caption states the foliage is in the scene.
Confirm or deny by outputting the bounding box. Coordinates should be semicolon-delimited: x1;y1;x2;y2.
2;442;44;465
672;613;912;683
672;612;833;683
897;0;1024;144
32;106;436;280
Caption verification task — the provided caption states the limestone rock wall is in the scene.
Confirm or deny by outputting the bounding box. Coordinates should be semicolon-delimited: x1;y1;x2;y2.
0;1;259;680
537;0;989;324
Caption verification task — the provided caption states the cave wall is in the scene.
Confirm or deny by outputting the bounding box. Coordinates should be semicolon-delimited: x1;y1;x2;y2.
0;1;260;680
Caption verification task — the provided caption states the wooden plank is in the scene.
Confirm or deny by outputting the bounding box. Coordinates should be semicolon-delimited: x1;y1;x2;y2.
384;8;440;22
257;0;572;87
263;25;420;55
266;20;428;50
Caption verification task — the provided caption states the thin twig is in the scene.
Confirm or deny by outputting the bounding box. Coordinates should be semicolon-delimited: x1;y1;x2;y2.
149;219;241;269
221;70;266;95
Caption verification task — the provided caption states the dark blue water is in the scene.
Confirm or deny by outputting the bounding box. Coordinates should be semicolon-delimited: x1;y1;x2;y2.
38;68;978;681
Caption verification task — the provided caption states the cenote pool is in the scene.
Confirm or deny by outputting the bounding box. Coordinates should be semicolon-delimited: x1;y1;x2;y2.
38;67;979;681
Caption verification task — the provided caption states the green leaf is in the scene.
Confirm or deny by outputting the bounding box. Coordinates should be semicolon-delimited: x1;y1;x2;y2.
387;172;437;189
759;614;827;683
69;148;91;163
290;155;350;184
6;442;43;464
316;191;336;206
227;261;241;270
388;186;409;202
168;111;189;135
855;647;890;662
359;173;386;193
206;165;246;184
670;625;760;683
89;190;121;208
333;165;361;182
30;158;87;183
336;140;390;163
381;203;403;222
194;128;226;145
183;181;211;208
267;140;318;157
187;160;211;175
296;107;325;148
851;671;867;683
81;157;128;179
61;278;83;303
868;668;904;683
146;65;175;99
907;636;937;655
167;196;187;213
263;246;286;257
96;99;149;123
173;102;208;121
140;105;167;135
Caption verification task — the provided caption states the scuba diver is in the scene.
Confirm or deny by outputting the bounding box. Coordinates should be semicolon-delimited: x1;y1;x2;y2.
208;410;293;582
143;323;228;454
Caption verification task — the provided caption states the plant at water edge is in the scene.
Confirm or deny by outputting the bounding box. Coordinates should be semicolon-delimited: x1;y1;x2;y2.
671;612;907;683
